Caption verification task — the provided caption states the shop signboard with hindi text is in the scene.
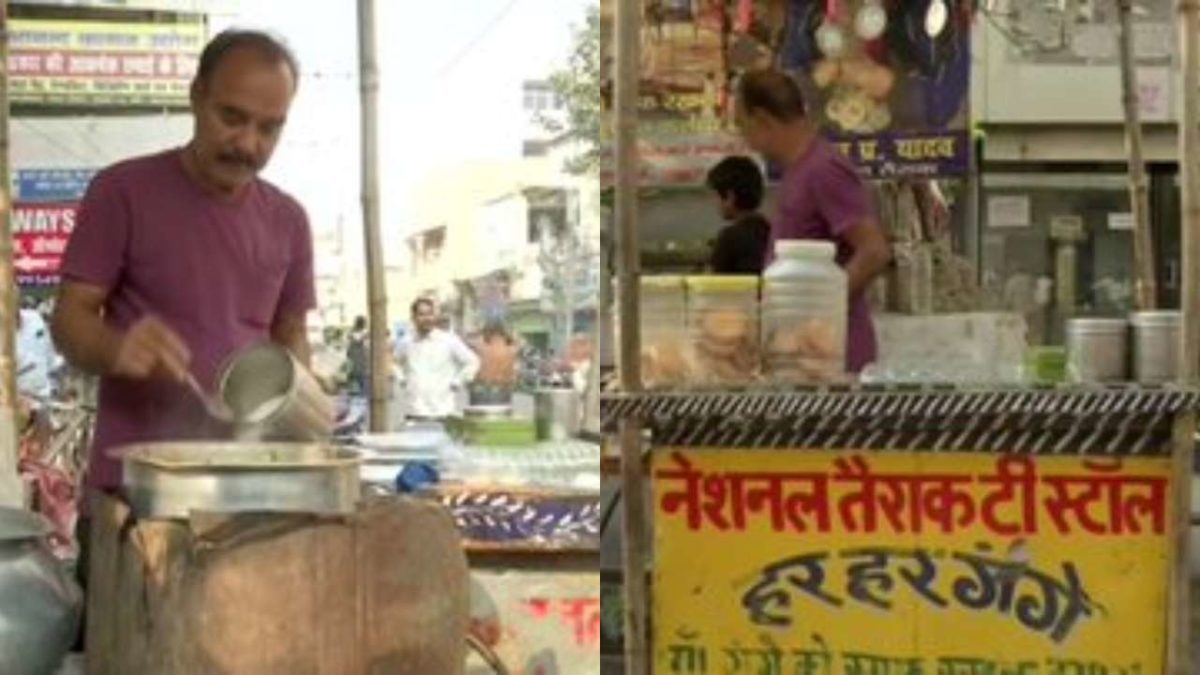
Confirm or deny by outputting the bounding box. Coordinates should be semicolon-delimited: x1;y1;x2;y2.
8;18;205;108
13;202;77;286
11;169;96;287
653;449;1172;674
467;571;600;675
600;0;971;185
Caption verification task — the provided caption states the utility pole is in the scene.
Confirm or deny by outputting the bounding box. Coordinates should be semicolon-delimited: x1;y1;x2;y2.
357;0;390;432
0;0;23;507
614;0;648;672
1116;0;1157;310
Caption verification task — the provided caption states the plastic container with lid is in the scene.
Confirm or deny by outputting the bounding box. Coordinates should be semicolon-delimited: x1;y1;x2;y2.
685;275;760;386
639;276;690;389
761;239;848;384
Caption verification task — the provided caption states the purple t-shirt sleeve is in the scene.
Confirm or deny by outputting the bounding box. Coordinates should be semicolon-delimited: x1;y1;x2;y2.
276;199;316;318
60;171;131;289
811;159;873;238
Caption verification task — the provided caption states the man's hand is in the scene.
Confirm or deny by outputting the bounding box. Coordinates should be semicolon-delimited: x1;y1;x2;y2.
109;317;191;382
54;281;190;381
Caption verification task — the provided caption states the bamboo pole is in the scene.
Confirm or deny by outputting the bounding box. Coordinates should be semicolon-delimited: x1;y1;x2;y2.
0;1;22;508
1179;0;1200;383
615;0;647;672
1171;2;1199;672
615;6;641;391
1117;0;1157;310
1168;413;1194;674
357;0;390;432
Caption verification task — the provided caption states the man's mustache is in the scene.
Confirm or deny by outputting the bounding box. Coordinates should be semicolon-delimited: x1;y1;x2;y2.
217;152;259;169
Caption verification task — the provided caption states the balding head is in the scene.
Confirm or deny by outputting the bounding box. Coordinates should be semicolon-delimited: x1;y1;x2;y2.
737;69;807;122
735;70;812;162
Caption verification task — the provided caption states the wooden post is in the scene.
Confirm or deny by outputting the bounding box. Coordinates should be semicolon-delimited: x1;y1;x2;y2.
1172;2;1200;672
615;0;647;672
0;1;22;508
357;0;390;432
618;420;648;675
615;0;642;392
1180;0;1200;384
1117;0;1157;310
1168;413;1194;674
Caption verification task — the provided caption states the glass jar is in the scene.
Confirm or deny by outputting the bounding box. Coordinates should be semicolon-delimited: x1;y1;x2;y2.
761;240;848;384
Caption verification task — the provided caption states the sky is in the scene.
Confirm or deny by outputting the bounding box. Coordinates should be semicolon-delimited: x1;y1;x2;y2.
212;0;592;244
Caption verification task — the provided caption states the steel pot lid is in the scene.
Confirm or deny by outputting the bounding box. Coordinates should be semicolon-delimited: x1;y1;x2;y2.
1130;310;1183;327
1066;317;1128;333
0;507;50;542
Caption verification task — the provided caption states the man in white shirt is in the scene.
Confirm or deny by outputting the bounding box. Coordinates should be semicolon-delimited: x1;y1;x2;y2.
395;298;481;420
18;306;58;406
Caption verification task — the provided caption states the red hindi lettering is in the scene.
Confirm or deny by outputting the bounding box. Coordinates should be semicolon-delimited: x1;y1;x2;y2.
915;474;977;534
1042;474;1110;536
835;455;907;533
783;474;832;533
1046;460;1168;536
978;456;1039;535
1115;475;1168;535
743;472;788;531
560;598;601;648
743;472;831;533
656;452;704;530
523;598;552;619
701;472;748;530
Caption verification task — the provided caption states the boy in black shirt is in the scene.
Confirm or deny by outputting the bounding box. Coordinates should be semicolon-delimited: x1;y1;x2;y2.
706;156;771;274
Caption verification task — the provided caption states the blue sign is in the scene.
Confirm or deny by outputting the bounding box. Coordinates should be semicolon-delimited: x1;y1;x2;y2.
13;169;97;203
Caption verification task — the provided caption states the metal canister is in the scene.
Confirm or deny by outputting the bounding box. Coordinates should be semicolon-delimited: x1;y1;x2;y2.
534;388;580;442
1130;310;1182;385
219;343;335;441
1065;318;1128;383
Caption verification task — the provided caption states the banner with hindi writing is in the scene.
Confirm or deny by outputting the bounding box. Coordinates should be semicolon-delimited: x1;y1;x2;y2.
652;449;1172;675
599;0;972;185
8;18;205;108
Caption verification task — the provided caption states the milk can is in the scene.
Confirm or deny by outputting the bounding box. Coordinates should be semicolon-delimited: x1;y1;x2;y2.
0;507;82;675
1065;318;1128;384
1130;311;1182;385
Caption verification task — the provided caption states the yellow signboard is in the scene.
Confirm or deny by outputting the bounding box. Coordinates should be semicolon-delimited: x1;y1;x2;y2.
653;449;1173;674
9;19;205;107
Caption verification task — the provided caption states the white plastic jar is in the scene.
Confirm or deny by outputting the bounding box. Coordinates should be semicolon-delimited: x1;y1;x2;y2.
761;239;848;384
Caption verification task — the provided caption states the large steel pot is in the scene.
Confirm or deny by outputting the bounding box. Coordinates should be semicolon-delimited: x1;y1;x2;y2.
0;507;82;675
120;442;361;520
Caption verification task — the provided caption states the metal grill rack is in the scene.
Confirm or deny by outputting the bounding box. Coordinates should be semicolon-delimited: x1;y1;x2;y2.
601;385;1200;456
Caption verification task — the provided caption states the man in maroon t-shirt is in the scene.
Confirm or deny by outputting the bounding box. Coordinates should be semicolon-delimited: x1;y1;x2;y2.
734;69;891;373
52;30;316;494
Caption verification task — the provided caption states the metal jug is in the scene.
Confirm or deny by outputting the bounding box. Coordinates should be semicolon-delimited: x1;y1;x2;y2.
219;343;336;442
0;507;82;675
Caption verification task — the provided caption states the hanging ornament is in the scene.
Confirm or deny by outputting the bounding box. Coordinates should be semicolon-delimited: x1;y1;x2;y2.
816;0;847;57
925;0;949;38
855;0;888;41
